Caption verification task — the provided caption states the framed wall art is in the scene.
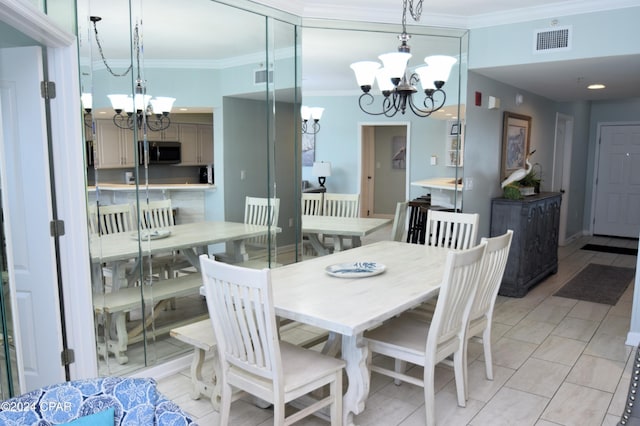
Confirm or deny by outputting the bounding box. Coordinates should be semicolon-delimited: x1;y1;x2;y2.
501;111;531;179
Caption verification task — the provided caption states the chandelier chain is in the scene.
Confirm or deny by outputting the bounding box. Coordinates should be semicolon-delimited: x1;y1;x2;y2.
91;18;135;78
402;0;424;32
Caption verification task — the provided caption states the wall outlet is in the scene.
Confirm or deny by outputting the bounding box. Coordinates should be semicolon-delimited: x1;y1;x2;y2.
240;170;246;180
289;218;293;227
430;155;437;166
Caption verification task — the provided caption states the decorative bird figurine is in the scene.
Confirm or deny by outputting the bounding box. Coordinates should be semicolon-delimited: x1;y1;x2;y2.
501;150;536;188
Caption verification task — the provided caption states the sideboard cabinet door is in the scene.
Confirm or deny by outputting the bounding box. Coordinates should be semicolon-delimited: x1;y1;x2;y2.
490;192;562;297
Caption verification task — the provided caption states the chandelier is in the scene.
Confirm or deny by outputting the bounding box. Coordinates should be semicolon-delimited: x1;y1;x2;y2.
90;16;175;131
349;0;457;117
301;106;324;134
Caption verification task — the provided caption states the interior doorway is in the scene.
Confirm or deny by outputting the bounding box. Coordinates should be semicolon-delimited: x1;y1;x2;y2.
552;113;574;245
360;123;409;218
592;123;640;238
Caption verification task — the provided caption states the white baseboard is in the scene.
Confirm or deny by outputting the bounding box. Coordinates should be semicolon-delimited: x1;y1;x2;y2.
626;332;640;347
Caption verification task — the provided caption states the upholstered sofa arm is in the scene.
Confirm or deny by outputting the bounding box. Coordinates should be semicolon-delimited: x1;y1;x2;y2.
0;377;197;425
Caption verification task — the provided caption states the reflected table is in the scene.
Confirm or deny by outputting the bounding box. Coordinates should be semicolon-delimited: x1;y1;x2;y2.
302;215;391;255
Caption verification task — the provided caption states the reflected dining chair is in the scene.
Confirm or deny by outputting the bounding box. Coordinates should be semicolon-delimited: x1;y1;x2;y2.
302;192;324;215
244;196;280;249
323;193;359;218
199;255;345;425
323;193;359;248
462;229;513;397
138;199;192;278
364;242;487;426
424;210;479;249
390;201;408;242
91;203;135;235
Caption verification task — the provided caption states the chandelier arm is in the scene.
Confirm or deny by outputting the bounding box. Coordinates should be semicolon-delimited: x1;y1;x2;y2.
147;115;171;132
357;93;396;117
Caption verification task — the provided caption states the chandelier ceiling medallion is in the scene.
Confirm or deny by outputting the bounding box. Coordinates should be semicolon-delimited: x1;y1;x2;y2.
89;16;175;132
349;0;457;118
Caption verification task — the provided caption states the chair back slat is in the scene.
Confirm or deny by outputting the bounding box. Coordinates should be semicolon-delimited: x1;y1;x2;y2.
302;193;323;215
391;201;408;241
244;197;280;248
201;255;281;381
427;242;486;359
93;203;134;235
139;199;175;229
425;210;479;249
323;193;360;218
470;230;513;322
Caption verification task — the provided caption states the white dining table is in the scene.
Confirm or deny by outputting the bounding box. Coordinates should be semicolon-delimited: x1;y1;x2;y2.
271;240;448;425
302;215;391;255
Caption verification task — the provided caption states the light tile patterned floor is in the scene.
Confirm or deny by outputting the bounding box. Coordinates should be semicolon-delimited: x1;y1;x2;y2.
158;230;638;425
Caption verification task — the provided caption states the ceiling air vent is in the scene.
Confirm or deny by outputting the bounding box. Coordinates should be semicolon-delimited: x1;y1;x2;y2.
534;26;571;53
254;69;273;85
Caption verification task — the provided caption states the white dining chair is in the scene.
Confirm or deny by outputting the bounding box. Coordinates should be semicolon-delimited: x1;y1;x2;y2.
138;199;192;279
199;255;345;425
424;210;479;249
364;242;487;426
244;196;280;249
390;201;408;242
302;192;323;215
323;193;360;248
463;229;513;398
93;203;135;235
323;193;359;218
138;199;175;229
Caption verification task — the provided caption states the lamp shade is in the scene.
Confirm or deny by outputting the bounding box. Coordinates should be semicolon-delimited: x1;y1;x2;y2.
81;92;93;111
378;52;411;80
150;97;176;114
312;161;332;177
350;61;381;87
376;68;395;92
107;94;129;112
423;55;457;83
300;105;311;120
309;107;324;121
414;66;437;91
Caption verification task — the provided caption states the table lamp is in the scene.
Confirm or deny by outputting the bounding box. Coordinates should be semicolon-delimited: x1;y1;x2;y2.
312;161;332;188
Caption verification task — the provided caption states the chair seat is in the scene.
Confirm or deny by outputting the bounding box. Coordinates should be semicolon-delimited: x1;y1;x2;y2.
366;317;429;357
229;341;345;400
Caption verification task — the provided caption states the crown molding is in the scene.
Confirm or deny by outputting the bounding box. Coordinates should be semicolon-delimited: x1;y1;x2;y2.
253;0;640;29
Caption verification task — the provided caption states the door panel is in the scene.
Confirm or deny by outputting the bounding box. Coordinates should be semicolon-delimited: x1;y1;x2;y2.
0;46;65;391
593;124;640;237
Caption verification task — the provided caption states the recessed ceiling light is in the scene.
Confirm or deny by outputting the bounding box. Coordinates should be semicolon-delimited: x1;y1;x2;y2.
588;83;606;90
179;108;188;111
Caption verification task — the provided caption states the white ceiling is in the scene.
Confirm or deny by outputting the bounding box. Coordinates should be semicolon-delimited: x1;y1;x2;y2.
81;0;640;105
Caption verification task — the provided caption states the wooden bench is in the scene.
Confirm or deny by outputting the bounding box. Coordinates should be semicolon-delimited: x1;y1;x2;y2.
170;318;329;409
94;273;203;364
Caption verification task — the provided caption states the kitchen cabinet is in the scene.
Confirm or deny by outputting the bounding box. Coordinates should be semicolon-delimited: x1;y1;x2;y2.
179;123;214;166
94;119;136;169
156;123;179;141
490;192;561;297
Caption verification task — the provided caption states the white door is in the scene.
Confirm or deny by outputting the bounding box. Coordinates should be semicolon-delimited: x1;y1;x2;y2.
552;113;573;245
593;124;640;238
0;46;65;391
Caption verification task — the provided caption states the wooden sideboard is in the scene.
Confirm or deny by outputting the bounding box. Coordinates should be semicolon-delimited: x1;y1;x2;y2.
490;192;562;297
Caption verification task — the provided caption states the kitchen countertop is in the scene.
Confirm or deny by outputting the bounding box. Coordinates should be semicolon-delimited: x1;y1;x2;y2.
87;183;216;191
411;177;463;191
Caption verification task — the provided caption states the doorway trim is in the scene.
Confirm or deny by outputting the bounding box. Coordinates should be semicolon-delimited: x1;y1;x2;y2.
0;0;97;384
358;121;411;218
551;113;574;245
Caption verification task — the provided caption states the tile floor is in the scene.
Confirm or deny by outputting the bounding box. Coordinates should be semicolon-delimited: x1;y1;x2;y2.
157;231;638;425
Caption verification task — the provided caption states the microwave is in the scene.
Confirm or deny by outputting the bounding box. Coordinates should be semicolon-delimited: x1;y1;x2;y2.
139;141;181;165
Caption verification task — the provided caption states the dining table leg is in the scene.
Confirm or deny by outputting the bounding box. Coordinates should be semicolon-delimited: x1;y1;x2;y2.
341;333;370;426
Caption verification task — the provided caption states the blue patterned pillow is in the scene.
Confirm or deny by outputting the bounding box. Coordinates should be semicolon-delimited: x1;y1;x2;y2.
63;407;114;425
